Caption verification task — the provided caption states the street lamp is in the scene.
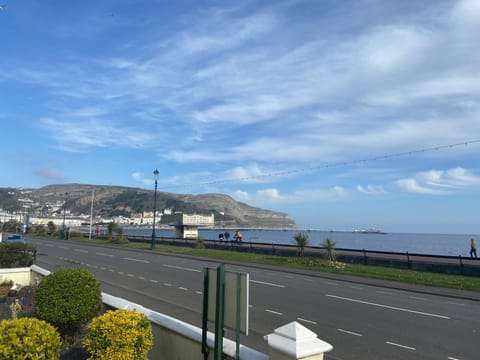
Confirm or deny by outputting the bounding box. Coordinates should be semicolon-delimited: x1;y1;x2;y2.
150;169;159;250
62;192;68;240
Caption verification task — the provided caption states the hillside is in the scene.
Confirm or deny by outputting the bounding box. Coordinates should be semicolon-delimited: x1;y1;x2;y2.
1;184;297;229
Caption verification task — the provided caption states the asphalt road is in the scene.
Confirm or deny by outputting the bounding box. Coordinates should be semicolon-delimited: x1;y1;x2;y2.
29;237;479;360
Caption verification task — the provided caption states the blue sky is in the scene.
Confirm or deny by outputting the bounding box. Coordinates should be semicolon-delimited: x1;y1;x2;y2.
1;0;479;234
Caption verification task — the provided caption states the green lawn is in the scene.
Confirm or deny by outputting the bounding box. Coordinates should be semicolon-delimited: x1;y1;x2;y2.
53;236;480;292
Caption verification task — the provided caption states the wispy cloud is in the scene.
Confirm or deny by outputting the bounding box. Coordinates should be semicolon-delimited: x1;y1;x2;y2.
356;185;387;195
35;168;65;182
396;167;480;194
40;118;155;152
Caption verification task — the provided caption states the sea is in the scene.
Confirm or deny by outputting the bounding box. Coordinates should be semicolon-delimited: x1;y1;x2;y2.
123;228;479;257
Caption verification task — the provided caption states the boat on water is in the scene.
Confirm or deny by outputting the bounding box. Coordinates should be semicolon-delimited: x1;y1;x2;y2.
353;228;387;234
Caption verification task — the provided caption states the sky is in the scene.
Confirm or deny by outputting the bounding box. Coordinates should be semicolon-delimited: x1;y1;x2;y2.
0;0;479;234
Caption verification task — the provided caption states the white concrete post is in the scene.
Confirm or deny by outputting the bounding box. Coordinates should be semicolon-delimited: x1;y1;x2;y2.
264;322;333;360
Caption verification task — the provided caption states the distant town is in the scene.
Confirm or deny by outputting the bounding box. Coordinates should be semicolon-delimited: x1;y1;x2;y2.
0;189;215;231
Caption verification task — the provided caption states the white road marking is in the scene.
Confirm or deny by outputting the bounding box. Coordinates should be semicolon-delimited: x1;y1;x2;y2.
444;301;465;306
100;267;106;271
265;309;283;316
127;274;134;277
386;341;416;351
124;257;150;263
448;356;461;360
59;246;69;249
149;279;158;283
118;272;124;275
303;278;313;282
337;328;362;337
409;296;427;301
96;252;113;257
325;282;339;286
138;276;145;280
250;279;285;288
326;294;451;319
164;283;172;287
297;317;317;325
350;286;363;290
376;291;393;295
163;264;200;272
74;249;88;253
196;291;203;295
179;287;188;291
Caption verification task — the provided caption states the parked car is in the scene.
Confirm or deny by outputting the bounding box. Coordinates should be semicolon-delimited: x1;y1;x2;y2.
5;234;26;244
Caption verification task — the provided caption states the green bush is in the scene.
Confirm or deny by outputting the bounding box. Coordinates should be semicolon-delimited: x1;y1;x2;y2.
196;236;205;249
0;317;61;359
35;269;101;335
293;231;309;257
84;309;153;360
0;242;36;268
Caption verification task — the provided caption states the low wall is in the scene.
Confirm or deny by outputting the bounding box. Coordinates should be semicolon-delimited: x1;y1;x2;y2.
0;267;33;286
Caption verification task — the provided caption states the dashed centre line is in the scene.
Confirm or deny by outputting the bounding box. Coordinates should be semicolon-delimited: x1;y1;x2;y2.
250;279;285;288
265;309;283;316
74;249;88;253
297;317;317;325
337;328;362;337
163;264;201;272
386;341;416;351
326;294;451;319
96;252;114;257
124;257;150;263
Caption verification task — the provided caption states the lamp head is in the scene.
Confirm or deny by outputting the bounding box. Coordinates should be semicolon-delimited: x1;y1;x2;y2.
153;169;159;180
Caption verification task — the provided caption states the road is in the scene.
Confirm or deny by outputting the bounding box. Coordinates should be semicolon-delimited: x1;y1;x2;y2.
30;237;479;360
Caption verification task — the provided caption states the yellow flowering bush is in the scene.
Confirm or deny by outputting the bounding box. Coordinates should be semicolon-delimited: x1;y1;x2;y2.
0;317;61;360
84;309;153;360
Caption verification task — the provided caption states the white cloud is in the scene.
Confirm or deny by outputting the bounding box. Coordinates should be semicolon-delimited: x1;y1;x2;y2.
40;117;155;152
232;185;346;206
396;167;480;194
356;184;387;195
131;172;152;186
35;168;65;181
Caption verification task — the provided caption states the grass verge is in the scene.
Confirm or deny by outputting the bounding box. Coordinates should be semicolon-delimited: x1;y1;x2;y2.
48;236;480;292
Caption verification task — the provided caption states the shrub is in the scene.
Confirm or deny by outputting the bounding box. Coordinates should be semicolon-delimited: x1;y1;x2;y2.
35;269;101;336
323;237;337;262
84;309;153;360
196;236;205;249
0;242;36;268
293;231;309;257
0;317;61;359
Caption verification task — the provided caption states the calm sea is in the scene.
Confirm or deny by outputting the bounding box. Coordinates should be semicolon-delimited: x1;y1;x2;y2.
124;228;479;257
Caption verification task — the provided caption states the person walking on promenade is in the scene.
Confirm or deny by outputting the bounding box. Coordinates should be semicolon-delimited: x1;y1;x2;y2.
470;238;477;258
234;230;243;242
224;231;230;241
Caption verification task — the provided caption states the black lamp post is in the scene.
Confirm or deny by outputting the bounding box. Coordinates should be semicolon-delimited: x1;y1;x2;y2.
150;169;159;250
62;192;68;240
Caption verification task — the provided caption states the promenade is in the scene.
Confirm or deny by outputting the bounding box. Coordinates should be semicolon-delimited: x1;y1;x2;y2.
122;234;480;277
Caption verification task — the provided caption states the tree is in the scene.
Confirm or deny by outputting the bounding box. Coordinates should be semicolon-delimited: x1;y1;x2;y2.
107;222;127;244
293;231;309;257
34;224;46;236
323;237;337;262
47;221;56;235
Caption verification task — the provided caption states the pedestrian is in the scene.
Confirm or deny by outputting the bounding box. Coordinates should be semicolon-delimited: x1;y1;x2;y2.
470;238;477;258
218;233;224;242
234;230;243;242
224;231;230;241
